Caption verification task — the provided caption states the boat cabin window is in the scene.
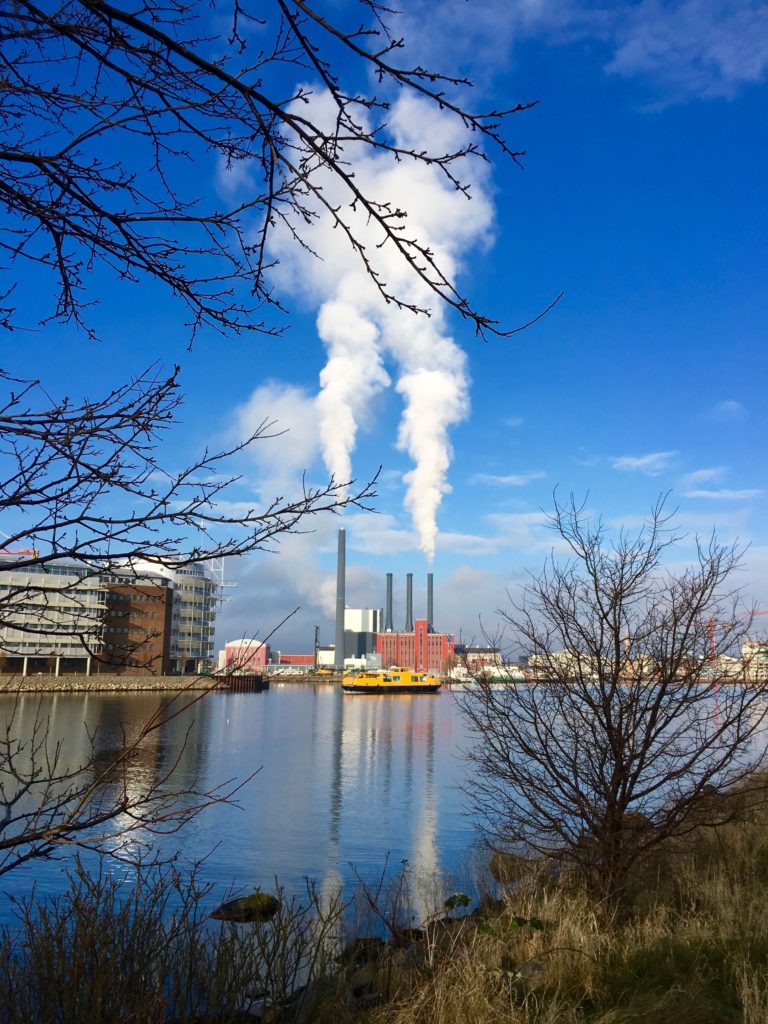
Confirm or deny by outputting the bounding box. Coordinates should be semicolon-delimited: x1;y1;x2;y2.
392;675;400;682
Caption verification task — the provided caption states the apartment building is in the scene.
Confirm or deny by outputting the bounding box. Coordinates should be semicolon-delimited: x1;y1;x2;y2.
0;556;216;675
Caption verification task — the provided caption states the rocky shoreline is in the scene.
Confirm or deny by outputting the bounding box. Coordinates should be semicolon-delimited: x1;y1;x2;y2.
0;673;325;693
0;673;218;693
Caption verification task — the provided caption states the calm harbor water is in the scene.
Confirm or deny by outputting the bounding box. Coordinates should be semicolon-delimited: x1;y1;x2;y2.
0;684;479;921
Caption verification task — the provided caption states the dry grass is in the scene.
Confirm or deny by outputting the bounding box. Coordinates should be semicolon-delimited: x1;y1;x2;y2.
0;861;348;1024
363;804;768;1024
3;803;768;1022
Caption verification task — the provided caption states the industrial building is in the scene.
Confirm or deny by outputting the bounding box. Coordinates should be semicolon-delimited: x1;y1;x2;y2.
0;555;218;675
218;638;269;673
332;529;455;674
219;528;455;676
373;571;454;673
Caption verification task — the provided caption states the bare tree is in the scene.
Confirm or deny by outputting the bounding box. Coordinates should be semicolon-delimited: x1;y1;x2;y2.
0;0;548;650
0;363;372;870
0;0;555;341
461;496;768;906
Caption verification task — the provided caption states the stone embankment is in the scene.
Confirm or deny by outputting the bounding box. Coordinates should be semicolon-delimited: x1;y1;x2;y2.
0;674;217;694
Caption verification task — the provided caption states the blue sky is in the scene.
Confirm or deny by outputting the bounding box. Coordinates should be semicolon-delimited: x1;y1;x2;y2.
9;0;767;653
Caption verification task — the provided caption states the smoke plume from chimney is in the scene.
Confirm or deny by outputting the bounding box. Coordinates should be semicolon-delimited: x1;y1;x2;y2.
269;92;494;560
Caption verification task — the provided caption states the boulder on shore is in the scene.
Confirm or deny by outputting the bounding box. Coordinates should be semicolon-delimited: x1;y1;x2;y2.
209;891;280;923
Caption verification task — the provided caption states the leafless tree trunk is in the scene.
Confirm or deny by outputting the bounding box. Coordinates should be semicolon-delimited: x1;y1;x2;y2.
461;496;768;906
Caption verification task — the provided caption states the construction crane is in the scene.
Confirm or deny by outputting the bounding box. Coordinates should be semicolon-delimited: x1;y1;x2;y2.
707;610;768;664
0;529;39;559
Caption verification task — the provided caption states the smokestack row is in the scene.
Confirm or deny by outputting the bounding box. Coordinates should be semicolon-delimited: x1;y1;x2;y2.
378;570;435;633
333;526;438;657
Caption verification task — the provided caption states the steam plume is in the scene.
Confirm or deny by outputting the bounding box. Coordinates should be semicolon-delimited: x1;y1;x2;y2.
316;301;390;490
271;91;493;559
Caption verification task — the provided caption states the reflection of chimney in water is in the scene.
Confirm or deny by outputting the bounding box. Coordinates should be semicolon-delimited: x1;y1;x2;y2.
405;572;414;632
427;572;434;633
385;572;393;632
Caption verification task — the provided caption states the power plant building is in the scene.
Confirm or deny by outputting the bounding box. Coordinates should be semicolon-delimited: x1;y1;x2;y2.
344;608;382;633
377;619;454;674
219;638;269;672
215;531;455;676
375;569;454;673
342;606;382;660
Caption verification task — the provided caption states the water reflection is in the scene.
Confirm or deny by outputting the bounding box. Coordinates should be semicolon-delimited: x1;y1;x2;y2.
0;686;471;920
0;690;216;882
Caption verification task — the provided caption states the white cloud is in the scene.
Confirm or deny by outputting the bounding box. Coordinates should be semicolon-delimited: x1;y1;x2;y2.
232;381;320;490
574;454;600;468
377;469;405;491
268;90;493;560
470;470;546;486
711;399;746;421
608;507;750;540
682;466;726;485
214;154;255;198
344;507;567;560
485;510;571;555
742;547;768;612
685;488;764;501
215;534;330;651
215;519;387;652
434;565;516;643
437;531;509;557
344;511;419;557
605;0;768;100
391;0;768;103
612;451;679;475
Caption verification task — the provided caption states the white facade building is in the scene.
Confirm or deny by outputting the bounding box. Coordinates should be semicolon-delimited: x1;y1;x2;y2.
743;642;768;682
0;555;218;675
0;557;106;669
344;608;382;633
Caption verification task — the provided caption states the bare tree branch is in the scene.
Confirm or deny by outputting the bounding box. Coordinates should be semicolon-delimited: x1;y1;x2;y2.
461;495;768;907
0;0;557;341
0;362;377;655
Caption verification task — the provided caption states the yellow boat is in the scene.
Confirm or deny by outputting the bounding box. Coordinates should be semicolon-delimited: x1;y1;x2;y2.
342;667;442;694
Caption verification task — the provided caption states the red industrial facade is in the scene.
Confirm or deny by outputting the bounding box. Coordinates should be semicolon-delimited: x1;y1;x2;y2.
224;640;269;671
279;653;314;666
376;618;454;673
